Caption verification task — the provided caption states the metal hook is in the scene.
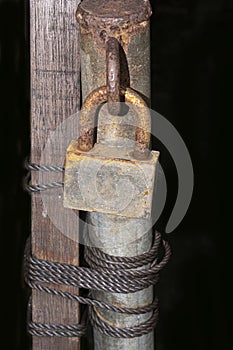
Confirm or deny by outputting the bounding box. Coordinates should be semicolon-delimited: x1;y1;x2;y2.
106;37;121;116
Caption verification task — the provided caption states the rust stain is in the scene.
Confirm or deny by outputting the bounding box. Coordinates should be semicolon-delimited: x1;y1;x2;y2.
77;86;151;159
93;306;122;328
77;0;151;48
64;142;159;219
66;143;139;165
106;37;121;115
142;190;149;196
76;0;152;30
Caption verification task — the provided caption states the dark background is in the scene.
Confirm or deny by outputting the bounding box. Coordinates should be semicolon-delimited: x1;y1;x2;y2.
0;0;232;349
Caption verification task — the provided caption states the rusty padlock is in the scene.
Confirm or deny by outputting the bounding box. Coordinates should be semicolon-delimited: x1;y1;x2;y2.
63;84;159;219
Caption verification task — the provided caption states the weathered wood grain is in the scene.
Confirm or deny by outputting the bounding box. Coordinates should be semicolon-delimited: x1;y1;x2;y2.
30;1;80;349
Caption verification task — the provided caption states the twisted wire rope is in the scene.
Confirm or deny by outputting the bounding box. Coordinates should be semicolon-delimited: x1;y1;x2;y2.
24;162;171;338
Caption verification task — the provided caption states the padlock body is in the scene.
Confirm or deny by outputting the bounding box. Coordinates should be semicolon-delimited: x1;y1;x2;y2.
64;141;159;219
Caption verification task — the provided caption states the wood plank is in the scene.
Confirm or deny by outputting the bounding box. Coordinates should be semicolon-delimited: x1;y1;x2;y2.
30;1;81;349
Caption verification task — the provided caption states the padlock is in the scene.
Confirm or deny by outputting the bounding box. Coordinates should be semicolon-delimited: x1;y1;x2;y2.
63;85;159;219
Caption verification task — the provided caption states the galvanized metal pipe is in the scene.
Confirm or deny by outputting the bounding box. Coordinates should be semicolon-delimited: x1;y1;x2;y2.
88;211;154;350
77;1;153;349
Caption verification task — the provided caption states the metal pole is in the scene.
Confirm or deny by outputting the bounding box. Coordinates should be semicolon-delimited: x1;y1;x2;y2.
77;1;153;349
77;0;151;103
88;213;154;350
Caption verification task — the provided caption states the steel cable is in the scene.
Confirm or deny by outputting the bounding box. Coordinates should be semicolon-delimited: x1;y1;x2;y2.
24;162;171;338
25;232;170;338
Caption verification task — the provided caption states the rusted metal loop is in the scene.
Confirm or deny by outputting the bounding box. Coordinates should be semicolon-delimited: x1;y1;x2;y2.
77;86;151;159
106;37;121;116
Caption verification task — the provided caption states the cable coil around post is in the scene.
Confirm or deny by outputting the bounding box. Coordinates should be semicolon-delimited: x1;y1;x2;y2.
24;228;171;338
23;161;171;338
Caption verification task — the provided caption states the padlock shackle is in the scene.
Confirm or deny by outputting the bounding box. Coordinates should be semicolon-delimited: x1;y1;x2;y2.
77;86;151;159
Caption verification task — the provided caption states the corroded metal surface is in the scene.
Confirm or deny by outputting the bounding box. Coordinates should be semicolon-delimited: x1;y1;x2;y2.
76;0;152;32
106;37;121;115
73;1;154;349
64;140;159;219
76;86;151;159
77;0;151;103
64;85;157;219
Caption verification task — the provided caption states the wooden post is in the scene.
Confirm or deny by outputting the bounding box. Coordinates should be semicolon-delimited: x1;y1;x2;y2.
30;1;80;349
